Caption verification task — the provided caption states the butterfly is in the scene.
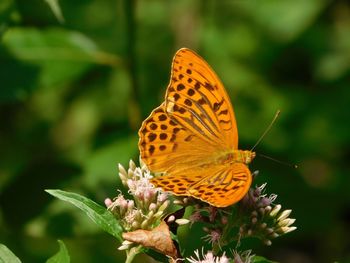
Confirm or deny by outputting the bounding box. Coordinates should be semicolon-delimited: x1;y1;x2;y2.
138;48;256;207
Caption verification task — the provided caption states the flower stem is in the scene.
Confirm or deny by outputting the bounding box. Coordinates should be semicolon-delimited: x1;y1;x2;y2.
125;245;142;263
212;243;221;255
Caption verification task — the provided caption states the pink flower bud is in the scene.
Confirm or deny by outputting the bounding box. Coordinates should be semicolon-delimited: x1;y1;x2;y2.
221;216;228;225
149;203;157;211
104;198;113;207
157;192;168;203
167;215;175;223
251;217;257;224
143;190;152;202
127;200;134;210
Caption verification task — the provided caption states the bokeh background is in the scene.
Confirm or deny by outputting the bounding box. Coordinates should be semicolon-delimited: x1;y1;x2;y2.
1;0;350;262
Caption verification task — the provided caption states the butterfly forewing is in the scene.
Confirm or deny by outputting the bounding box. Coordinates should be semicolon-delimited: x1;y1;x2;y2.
166;49;238;149
139;103;218;174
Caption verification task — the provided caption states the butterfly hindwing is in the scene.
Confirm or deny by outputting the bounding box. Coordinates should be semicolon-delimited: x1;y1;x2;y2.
188;163;252;207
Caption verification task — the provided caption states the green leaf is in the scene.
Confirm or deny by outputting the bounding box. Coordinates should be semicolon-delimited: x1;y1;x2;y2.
253;255;277;263
44;0;65;23
2;28;120;88
46;240;70;263
45;189;123;242
83;135;138;188
0;244;21;263
144;248;168;263
236;0;328;42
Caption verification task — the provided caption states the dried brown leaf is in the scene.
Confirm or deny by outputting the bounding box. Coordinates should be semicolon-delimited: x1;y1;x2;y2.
122;221;178;258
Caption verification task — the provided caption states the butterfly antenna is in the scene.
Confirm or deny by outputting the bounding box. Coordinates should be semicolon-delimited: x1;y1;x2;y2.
258;153;298;168
250;110;281;152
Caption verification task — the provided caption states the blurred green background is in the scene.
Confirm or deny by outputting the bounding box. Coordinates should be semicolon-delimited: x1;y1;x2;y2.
1;0;349;262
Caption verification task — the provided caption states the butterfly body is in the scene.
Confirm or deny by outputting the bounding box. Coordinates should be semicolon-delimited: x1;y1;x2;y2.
139;48;255;207
215;150;255;166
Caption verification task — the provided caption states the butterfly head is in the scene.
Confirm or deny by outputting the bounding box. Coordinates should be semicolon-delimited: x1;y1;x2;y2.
242;150;256;164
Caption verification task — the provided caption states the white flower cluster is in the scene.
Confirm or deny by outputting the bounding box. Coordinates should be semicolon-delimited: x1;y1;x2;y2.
240;183;297;245
106;160;169;232
187;249;229;263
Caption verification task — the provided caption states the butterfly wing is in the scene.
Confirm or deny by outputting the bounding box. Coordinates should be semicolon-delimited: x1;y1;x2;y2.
188;163;252;207
165;48;238;149
138;48;249;205
139;48;238;172
139;103;220;193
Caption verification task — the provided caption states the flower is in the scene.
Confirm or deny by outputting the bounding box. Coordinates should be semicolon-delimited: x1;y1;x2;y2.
111;164;296;259
189;210;203;225
202;228;222;246
232;250;254;263
106;160;170;231
239;183;297;245
187;249;229;263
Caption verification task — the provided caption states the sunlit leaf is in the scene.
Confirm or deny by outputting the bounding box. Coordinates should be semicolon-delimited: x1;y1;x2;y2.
2;28;120;88
45;189;123;242
0;244;21;263
46;240;70;263
236;0;328;41
83;135;138;188
44;0;65;23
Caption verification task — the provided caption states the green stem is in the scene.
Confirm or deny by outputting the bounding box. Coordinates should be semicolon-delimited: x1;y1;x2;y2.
125;245;142;263
123;0;141;130
216;208;242;252
212;243;221;255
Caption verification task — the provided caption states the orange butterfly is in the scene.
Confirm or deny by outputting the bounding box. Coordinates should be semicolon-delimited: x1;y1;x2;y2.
138;48;255;207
